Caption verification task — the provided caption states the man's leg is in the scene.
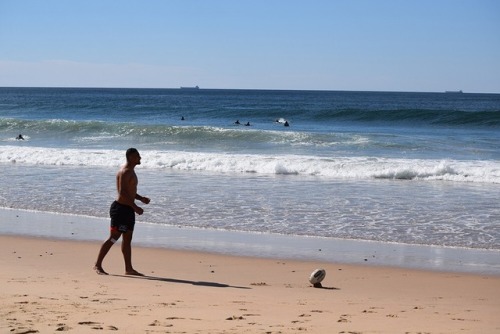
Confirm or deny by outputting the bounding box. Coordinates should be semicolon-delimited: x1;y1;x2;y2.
94;231;122;275
122;230;143;276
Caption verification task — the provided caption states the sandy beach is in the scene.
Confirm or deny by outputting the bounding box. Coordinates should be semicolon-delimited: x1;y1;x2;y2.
1;235;499;334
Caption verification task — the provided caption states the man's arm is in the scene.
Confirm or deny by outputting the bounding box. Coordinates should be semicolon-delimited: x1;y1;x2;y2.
135;194;150;204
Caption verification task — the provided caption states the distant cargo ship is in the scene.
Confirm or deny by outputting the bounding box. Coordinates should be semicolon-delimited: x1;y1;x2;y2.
180;86;200;90
445;90;463;93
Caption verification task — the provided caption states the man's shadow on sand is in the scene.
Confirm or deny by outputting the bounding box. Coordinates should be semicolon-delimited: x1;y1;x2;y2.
112;274;251;290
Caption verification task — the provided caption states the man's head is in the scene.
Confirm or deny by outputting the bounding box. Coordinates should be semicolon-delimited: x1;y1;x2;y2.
126;148;141;165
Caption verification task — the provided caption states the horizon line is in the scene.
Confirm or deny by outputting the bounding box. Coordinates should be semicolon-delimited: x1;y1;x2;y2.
1;86;497;94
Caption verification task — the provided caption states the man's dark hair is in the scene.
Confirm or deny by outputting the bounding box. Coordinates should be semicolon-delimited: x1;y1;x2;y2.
126;148;139;160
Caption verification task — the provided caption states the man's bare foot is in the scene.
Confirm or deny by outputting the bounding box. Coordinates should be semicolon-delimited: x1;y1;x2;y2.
94;265;108;275
125;269;144;276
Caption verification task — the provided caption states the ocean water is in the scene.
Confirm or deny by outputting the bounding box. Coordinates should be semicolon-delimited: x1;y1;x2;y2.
1;88;499;252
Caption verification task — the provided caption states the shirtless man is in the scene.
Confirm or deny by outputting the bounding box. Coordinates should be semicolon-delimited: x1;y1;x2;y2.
94;148;150;275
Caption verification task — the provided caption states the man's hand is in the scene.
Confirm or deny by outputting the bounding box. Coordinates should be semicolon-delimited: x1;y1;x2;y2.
135;206;144;215
140;196;151;204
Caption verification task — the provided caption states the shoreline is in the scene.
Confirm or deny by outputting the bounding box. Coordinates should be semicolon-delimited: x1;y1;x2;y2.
1;207;500;276
1;234;500;333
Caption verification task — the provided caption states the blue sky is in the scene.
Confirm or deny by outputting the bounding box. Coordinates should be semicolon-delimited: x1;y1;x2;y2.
1;0;499;92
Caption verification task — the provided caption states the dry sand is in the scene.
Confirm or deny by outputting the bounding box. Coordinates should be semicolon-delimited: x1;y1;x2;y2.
1;235;499;334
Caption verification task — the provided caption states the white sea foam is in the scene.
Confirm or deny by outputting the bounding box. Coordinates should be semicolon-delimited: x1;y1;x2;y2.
1;145;499;184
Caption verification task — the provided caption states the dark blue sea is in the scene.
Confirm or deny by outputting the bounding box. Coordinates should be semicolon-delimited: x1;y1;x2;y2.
1;88;499;257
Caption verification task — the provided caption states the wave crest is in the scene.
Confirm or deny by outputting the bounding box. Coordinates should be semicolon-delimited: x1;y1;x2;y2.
1;146;498;184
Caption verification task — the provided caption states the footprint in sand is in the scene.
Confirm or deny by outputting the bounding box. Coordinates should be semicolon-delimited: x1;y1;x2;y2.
250;282;269;286
55;324;71;331
78;321;100;325
77;321;103;330
337;314;351;323
148;320;173;327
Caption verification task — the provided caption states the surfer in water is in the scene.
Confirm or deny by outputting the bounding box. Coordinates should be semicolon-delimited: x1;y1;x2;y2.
275;118;289;126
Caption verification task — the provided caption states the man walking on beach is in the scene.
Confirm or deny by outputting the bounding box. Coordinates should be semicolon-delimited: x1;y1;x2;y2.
94;148;150;276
